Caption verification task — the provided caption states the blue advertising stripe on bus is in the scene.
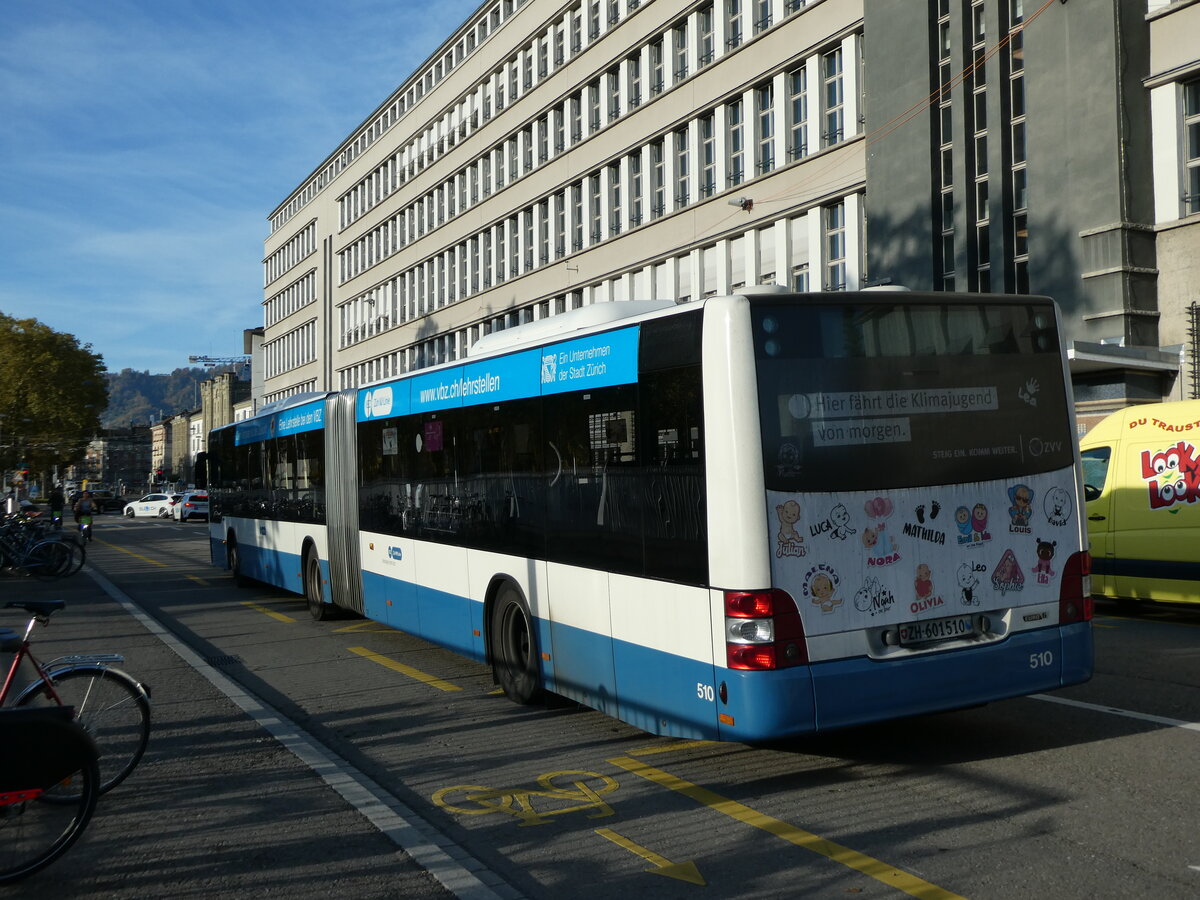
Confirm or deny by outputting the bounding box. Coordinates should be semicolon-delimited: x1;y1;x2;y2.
359;381;412;421
236;399;325;445
276;400;325;437
355;327;640;422
539;326;639;395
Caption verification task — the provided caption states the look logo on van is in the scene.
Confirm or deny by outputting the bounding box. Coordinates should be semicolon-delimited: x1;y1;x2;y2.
1140;441;1200;510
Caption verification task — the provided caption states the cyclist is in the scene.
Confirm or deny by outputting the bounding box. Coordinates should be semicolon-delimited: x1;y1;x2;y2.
48;484;65;528
72;491;95;542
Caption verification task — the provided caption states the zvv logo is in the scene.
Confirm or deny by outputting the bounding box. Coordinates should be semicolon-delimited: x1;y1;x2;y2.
540;354;557;384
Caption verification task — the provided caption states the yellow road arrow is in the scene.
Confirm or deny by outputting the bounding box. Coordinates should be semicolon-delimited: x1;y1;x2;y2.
595;827;705;885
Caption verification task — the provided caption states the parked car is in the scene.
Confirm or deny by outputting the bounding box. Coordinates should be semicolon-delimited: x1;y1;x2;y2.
172;491;209;522
123;493;175;518
159;494;184;518
88;490;127;512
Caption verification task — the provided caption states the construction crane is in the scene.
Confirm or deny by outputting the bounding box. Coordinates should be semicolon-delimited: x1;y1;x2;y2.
188;355;250;368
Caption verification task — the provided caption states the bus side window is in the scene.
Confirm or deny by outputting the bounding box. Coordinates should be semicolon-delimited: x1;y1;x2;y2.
1081;446;1112;502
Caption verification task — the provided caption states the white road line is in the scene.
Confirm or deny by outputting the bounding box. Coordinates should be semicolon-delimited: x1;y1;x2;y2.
1031;694;1200;733
84;564;520;900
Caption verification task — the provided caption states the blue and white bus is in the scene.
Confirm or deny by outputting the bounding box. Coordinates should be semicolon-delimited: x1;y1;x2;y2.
206;288;1093;741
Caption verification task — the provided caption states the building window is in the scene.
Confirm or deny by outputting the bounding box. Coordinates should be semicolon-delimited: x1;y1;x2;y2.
789;67;808;159
824;201;846;291
675;126;690;207
572;182;584;248
609;163;622;235
756;82;775;174
726;0;743;49
554;194;566;256
822;47;844;147
1184;79;1200;216
607;66;621;123
651;139;666;217
650;39;665;95
673;23;688;82
589;174;602;242
628;54;642;107
728;98;745;186
700;114;717;196
753;0;771;35
630;151;644;224
1008;0;1028;291
698;5;715;68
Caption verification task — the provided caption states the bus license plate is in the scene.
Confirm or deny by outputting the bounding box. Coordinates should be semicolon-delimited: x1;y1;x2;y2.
898;615;975;646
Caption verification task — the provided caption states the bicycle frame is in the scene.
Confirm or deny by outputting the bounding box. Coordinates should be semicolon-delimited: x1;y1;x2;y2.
0;613;67;709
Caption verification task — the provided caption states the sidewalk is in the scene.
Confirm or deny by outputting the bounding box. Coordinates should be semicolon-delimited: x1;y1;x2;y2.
2;569;450;899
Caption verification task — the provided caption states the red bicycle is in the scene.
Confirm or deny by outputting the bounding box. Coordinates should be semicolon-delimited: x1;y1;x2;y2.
1;599;151;796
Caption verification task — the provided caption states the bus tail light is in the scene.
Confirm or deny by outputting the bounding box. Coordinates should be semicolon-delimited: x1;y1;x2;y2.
1059;551;1093;624
725;589;808;670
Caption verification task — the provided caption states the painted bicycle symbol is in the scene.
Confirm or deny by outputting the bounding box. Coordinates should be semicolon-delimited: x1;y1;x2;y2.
432;770;619;827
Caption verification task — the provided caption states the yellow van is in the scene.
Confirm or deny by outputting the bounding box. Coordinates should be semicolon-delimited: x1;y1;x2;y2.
1079;399;1200;605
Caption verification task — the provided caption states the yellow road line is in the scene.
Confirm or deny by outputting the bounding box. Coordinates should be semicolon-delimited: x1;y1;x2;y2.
95;539;168;567
608;755;966;900
333;621;396;634
187;575;210;587
240;600;297;624
594;827;706;885
348;646;462;692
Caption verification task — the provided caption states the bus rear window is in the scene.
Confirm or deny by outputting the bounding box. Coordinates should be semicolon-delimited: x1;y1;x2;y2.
752;300;1075;492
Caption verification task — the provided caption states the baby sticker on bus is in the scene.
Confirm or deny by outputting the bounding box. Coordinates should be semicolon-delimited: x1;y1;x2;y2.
802;564;841;613
1032;539;1057;584
1007;483;1034;533
1044;486;1073;526
774;500;807;558
991;548;1025;595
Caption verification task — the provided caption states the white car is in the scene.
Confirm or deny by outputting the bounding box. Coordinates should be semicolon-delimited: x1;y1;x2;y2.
123;493;175;518
172;491;209;522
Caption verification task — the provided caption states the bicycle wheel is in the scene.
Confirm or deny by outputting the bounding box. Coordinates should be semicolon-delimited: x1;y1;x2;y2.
23;541;72;581
16;665;151;796
0;709;100;884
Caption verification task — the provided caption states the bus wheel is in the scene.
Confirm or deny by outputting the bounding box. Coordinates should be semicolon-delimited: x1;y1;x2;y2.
228;537;248;588
491;585;542;705
304;549;332;621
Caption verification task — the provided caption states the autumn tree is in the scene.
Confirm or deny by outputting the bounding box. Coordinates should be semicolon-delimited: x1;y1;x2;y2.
0;312;108;488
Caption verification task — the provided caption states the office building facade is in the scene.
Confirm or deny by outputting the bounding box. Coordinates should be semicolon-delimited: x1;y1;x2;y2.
260;0;1200;422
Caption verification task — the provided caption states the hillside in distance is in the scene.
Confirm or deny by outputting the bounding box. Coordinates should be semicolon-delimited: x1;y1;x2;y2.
102;367;208;428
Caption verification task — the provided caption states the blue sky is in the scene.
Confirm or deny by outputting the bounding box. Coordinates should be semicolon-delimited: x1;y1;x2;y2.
0;0;479;373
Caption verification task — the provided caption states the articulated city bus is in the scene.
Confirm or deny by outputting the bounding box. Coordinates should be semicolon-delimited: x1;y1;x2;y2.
206;288;1093;741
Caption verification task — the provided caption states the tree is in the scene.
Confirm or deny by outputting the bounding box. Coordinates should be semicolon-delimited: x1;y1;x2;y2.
0;312;108;488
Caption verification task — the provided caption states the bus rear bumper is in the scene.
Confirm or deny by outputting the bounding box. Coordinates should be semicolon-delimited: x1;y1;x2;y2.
717;622;1093;742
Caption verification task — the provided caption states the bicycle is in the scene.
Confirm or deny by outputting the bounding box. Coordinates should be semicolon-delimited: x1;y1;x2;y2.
0;705;100;884
0;599;152;797
0;518;79;581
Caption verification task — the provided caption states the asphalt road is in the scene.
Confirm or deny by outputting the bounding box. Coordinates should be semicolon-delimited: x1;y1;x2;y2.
5;514;1199;898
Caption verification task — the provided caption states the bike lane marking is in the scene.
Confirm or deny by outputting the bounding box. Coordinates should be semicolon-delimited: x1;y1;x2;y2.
607;753;967;900
349;646;462;692
95;538;168;568
85;564;516;900
240;600;297;624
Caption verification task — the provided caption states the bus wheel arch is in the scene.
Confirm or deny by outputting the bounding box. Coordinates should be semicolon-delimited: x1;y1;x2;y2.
227;531;249;588
302;540;333;621
487;578;543;705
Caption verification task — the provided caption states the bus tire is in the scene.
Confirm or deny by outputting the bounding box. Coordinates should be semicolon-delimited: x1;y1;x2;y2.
304;548;333;621
490;584;542;705
228;536;249;588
